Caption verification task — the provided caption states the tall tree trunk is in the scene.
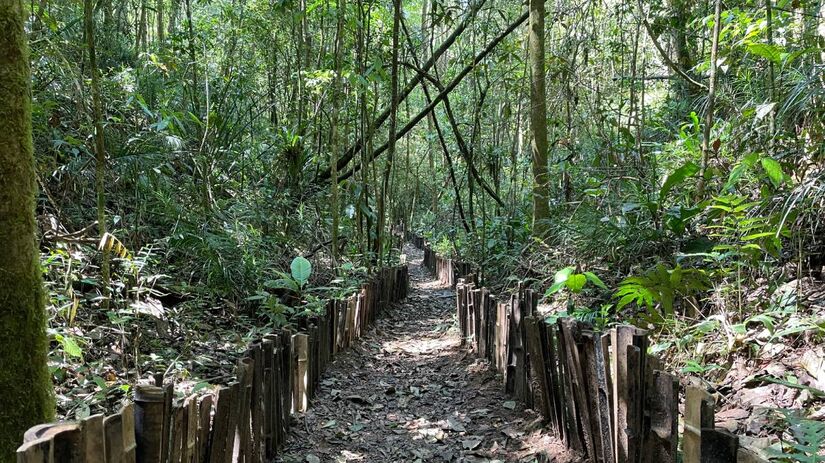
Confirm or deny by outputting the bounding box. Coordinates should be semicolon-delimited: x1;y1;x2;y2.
376;0;401;262
168;0;179;35
529;0;550;239
0;0;55;458
137;0;147;53
765;0;776;156
697;0;721;198
85;0;111;307
329;0;345;264
156;0;165;43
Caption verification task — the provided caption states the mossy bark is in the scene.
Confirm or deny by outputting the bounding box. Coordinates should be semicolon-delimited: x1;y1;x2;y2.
0;0;56;461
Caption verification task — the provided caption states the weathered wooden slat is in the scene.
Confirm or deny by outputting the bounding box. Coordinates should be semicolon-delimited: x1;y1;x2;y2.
641;370;678;463
684;385;716;463
261;338;275;458
135;382;170;463
456;281;466;346
543;323;564;442
525;317;551;421
495;301;509;377
103;409;125;463
614;325;648;463
197;395;213;463
249;342;265;461
16;435;52;463
183;397;197;463
22;423;81;462
583;330;613;463
701;429;739;463
207;385;234;463
472;288;482;354
235;358;254;462
292;334;309;413
559;318;592;457
169;402;185;463
81;414;105;462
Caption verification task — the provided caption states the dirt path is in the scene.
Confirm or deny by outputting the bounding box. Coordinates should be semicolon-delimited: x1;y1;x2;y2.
277;244;573;463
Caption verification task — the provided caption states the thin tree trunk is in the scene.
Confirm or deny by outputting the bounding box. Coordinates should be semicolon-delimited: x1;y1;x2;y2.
697;0;722;197
85;0;111;307
529;0;551;239
329;0;345;264
376;0;401;263
156;0;164;43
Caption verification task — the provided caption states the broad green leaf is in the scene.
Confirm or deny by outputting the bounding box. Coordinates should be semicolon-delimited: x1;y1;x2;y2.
553;267;574;284
290;256;312;285
265;278;300;292
566;274;587;293
545;281;567;296
747;43;784;63
724;153;760;190
760;157;784;188
56;334;83;359
583;272;607;290
659;162;700;204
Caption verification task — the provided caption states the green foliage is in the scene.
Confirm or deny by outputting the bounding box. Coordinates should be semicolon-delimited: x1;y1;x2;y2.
614;264;709;324
290;257;312;287
545;267;606;296
767;409;825;462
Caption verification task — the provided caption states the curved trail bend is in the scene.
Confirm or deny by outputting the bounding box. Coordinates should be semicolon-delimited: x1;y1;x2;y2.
278;244;573;463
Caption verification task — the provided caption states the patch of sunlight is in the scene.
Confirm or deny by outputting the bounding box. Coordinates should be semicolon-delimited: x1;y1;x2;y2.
381;335;456;356
334;449;364;462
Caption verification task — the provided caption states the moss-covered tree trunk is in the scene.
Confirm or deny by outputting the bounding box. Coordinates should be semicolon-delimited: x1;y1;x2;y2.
0;0;55;460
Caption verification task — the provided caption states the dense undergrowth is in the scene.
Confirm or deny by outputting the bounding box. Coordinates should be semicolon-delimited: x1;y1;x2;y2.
8;0;825;459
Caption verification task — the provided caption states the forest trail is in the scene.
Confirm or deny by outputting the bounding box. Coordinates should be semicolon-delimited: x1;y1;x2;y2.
277;244;572;463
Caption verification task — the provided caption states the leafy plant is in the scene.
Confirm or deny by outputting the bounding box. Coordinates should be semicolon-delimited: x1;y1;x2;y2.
545;266;606;296
767;409;825;462
266;256;313;293
614;264;709;324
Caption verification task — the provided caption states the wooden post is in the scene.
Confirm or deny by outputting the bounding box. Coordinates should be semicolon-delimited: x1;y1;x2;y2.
559;318;591;456
134;384;167;462
527;317;554;421
183;396;198;462
249;342;265;461
472;288;482;354
583;331;614;463
684;384;717;463
544;324;565;442
208;385;234;463
612;325;647;463
292;334;309;413
262;338;275;458
641;370;678;462
16;436;52;463
495;301;509;378
197;395;213;463
236;358;254;461
103;409;125;462
21;423;82;462
456;280;466;346
169;402;185;462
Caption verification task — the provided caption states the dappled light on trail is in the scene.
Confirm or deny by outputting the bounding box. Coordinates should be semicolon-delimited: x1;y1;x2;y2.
277;244;573;462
